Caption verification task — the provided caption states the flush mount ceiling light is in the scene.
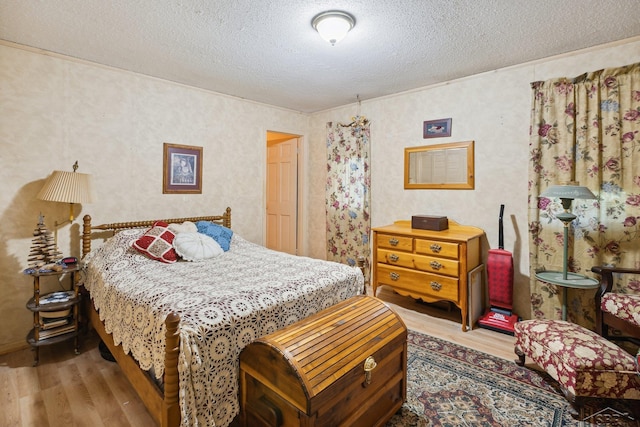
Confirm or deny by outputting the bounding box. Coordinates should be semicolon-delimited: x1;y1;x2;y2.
312;11;355;46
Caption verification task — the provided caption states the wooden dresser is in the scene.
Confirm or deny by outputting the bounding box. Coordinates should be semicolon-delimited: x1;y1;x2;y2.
373;220;484;331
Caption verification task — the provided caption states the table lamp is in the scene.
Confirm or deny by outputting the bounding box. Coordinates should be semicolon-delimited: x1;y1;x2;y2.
540;182;596;280
37;161;96;239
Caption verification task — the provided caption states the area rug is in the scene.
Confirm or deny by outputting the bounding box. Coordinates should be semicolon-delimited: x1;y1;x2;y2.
385;331;638;426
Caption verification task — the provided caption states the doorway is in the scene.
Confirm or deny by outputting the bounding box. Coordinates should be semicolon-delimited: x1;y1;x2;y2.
266;131;302;255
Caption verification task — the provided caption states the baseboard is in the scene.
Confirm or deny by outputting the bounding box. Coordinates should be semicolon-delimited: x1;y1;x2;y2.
0;341;30;356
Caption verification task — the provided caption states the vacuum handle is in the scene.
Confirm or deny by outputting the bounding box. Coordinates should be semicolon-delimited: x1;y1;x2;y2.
498;204;504;250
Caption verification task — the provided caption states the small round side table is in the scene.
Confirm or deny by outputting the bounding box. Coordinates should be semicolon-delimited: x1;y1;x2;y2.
535;271;599;321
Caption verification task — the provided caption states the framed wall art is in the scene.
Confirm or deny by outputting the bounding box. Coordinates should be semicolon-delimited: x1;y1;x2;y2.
423;118;452;139
163;143;202;194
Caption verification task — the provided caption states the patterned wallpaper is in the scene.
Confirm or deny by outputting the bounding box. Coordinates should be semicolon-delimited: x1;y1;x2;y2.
307;38;640;324
0;42;308;352
1;37;639;352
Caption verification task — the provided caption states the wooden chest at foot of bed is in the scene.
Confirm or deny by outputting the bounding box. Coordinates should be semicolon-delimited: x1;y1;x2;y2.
239;295;407;427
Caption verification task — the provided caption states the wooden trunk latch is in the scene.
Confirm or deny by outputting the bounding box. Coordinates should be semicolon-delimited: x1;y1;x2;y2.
363;355;377;387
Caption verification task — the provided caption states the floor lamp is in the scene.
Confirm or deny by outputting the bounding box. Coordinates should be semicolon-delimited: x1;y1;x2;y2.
537;182;598;320
540;182;596;279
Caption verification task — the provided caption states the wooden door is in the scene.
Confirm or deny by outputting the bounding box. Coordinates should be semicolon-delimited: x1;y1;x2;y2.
266;137;298;254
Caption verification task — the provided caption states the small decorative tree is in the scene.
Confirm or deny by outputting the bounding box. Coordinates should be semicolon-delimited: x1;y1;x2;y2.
27;214;62;269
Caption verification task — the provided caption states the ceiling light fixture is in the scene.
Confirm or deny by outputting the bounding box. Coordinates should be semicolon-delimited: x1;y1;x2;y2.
312;11;355;46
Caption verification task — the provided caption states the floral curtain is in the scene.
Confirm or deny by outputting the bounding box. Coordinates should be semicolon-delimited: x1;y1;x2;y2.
326;116;371;283
528;62;640;329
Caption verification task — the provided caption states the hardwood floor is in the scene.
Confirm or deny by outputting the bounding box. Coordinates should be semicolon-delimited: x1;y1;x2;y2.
0;286;517;426
374;285;517;361
0;330;156;427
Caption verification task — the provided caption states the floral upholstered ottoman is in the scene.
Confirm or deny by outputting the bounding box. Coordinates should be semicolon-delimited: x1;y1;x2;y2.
514;319;640;404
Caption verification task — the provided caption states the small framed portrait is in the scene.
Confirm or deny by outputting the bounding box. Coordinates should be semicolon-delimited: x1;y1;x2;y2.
163;143;202;194
423;118;452;139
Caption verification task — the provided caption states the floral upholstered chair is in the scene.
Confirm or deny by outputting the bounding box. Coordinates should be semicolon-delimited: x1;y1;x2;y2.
592;265;640;344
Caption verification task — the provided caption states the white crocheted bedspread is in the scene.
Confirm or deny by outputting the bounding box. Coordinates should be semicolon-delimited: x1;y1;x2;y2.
83;229;363;427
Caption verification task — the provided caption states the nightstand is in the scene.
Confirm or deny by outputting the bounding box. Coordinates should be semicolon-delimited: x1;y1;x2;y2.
25;265;81;365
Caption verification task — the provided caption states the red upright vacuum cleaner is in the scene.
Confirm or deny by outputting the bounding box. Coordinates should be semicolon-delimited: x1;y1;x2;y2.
478;204;520;335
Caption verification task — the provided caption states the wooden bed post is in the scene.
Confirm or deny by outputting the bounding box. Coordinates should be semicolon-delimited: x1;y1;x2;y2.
357;256;366;295
82;214;92;259
224;206;232;229
163;312;181;427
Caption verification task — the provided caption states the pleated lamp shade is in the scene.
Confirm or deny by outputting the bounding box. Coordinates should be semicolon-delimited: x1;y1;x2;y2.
37;170;96;204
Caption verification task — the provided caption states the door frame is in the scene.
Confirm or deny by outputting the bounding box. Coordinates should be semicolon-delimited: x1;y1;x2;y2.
265;130;305;255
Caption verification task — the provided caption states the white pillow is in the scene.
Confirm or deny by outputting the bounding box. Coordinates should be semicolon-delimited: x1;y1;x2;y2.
169;221;198;234
173;232;223;262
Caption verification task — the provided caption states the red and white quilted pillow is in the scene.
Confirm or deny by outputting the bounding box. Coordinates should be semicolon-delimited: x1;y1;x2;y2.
132;221;178;263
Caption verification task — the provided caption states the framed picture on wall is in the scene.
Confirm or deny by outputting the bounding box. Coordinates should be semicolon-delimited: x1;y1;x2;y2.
163;143;203;194
423;118;452;138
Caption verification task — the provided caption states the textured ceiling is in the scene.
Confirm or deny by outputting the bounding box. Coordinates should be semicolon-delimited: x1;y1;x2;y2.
1;0;639;113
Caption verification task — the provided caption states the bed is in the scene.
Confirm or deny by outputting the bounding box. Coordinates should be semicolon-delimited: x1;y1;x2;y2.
80;208;364;427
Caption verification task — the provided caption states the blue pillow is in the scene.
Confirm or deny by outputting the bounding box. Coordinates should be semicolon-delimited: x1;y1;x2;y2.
196;221;233;251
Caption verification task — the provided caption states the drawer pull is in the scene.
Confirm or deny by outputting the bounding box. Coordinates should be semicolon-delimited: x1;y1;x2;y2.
363;355;377;387
390;272;400;281
389;238;399;246
429;243;442;253
389;254;399;262
429;261;442;270
430;281;442;291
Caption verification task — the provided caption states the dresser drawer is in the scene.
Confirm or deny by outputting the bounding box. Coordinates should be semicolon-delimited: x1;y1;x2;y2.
412;254;459;277
415;238;459;259
377;248;414;269
378;249;459;278
377;234;413;252
377;264;459;302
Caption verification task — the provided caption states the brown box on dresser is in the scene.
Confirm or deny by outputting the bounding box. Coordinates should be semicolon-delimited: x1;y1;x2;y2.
239;295;407;427
411;215;448;231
